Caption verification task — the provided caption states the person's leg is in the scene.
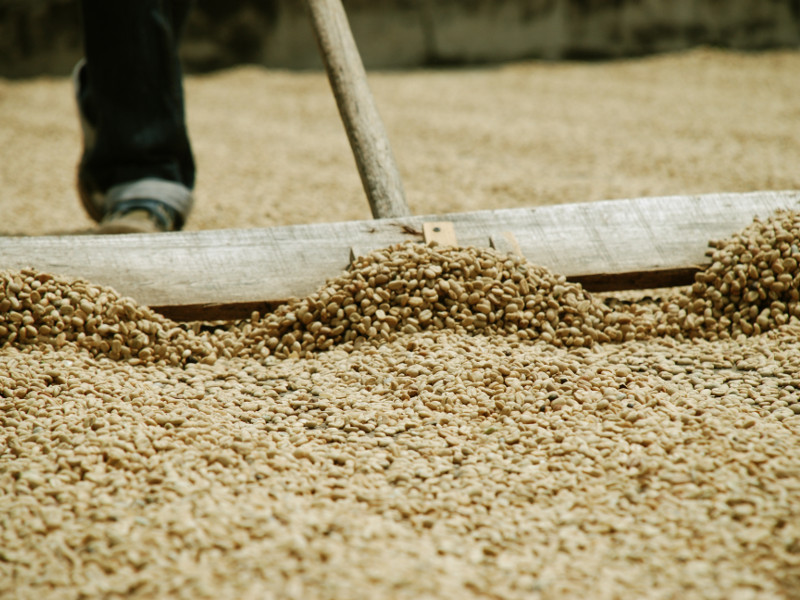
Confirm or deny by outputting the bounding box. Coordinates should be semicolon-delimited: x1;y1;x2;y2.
76;0;195;231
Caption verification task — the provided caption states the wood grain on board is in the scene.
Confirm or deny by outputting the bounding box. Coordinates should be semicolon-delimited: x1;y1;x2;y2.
2;191;798;320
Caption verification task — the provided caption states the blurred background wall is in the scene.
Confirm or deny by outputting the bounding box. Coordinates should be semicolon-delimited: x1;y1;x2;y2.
2;0;799;77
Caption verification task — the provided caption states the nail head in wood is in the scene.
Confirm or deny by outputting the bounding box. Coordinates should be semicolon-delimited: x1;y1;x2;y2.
423;221;458;246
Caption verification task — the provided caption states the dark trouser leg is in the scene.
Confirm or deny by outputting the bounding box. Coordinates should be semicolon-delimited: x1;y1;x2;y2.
77;0;194;227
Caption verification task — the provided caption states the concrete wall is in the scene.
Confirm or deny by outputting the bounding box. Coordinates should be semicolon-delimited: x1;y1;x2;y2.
1;0;799;77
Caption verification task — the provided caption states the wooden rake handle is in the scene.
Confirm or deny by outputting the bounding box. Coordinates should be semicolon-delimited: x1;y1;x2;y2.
306;0;411;219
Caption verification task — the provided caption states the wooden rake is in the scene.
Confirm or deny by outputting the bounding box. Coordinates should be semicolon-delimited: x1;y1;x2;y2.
306;0;411;220
4;1;799;319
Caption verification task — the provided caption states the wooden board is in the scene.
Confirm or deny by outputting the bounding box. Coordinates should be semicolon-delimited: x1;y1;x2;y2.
2;191;798;320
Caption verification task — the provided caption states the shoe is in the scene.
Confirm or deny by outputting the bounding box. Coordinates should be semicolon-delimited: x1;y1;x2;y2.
72;59;193;232
96;199;180;234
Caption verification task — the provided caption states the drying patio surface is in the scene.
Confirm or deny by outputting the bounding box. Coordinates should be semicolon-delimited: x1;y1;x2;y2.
1;49;799;599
